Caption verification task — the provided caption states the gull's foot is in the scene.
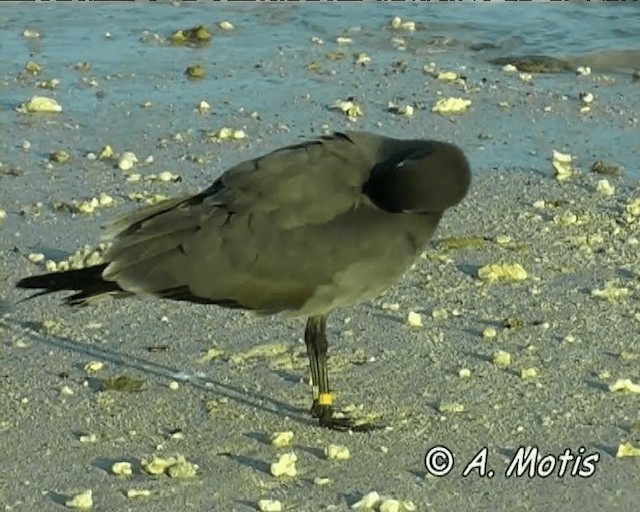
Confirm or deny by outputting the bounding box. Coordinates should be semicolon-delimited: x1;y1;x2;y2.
311;402;383;432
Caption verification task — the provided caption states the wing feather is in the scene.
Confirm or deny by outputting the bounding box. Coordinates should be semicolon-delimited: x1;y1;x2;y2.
100;132;376;305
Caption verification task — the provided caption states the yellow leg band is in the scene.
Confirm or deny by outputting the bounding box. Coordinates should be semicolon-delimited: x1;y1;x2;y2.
318;392;333;406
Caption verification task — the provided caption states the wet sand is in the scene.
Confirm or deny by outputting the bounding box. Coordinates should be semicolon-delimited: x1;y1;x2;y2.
1;8;639;512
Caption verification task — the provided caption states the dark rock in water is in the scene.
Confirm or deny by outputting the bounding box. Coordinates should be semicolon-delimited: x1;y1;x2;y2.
490;55;573;73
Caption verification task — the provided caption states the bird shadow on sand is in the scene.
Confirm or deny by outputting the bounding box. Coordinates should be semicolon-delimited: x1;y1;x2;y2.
1;314;313;429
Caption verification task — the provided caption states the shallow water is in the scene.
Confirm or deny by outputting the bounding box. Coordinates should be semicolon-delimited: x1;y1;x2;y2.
3;2;640;64
0;2;638;185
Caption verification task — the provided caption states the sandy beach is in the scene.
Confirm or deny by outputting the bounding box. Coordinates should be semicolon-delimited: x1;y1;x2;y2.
1;4;639;512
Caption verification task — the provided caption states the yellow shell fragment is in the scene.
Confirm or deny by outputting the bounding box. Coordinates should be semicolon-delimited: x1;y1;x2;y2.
50;150;70;163
580;91;594;104
325;444;351;460
212;127;247;140
79;433;97;443
387;102;414;116
482;327;498;340
609;378;640;394
351;493;413;511
390;16;416;31
25;60;42;74
141;455;197;478
44;244;108;272
23;28;41;39
352;491;381;510
493;350;512;367
477;263;528;282
519;72;533;83
591;281;630;303
596;179;615;197
141;456;173;475
166;460;198;478
380;500;413;512
126;489;151;498
625;198;640;217
439;402;464;414
521;368;538;380
28;252;45;264
355;52;371;65
18;95;62;113
171;25;212;44
551;150;573;181
60;385;74;396
69;193;114;214
128;192;168;205
437;71;458;82
406;311;423;327
98;145;114;160
258;500;282;512
197;347;225;363
616;442;640;458
432;97;471;114
65;490;93;510
112;461;133;476
270;452;297;477
185;64;205;79
431;308;448;320
270;431;294;447
84;361;104;373
118;151;138;171
332;100;363;120
379;501;401;512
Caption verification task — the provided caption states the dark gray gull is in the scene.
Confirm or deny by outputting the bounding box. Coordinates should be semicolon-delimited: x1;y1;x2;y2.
16;131;471;431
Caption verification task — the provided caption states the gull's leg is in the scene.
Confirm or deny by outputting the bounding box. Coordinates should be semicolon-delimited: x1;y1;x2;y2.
304;315;330;419
304;315;380;432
